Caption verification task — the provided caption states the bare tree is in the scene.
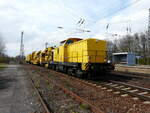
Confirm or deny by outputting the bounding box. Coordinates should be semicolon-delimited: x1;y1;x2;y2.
107;32;150;58
117;35;134;52
140;33;147;57
0;35;5;55
133;33;141;54
145;31;150;57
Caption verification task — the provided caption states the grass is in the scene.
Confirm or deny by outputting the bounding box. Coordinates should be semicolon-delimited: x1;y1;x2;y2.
0;63;7;70
71;111;80;113
34;80;40;89
47;84;54;90
80;103;90;110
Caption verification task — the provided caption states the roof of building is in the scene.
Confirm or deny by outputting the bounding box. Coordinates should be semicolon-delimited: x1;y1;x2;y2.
113;52;135;55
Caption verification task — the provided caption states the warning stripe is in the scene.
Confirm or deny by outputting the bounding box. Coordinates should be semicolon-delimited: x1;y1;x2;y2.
85;63;89;70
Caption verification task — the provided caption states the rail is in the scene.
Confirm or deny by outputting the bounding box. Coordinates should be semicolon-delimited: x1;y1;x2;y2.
47;68;150;102
33;66;104;113
30;78;51;113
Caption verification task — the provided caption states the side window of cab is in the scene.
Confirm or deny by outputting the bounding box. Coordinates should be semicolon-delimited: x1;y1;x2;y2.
65;40;73;45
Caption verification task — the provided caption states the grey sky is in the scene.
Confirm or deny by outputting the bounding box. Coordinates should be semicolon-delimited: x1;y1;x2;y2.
0;0;149;56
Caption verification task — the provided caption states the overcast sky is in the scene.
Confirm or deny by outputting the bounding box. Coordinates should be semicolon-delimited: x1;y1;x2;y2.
0;0;149;56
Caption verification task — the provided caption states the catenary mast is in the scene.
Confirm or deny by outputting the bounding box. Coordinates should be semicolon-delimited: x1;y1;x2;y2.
20;31;24;61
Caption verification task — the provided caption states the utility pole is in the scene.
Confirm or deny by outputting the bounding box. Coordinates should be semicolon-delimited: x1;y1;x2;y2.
148;8;150;56
148;9;150;38
20;31;24;63
45;42;48;49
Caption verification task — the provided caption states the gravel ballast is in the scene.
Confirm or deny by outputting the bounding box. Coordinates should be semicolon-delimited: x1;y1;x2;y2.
31;65;150;113
27;67;93;113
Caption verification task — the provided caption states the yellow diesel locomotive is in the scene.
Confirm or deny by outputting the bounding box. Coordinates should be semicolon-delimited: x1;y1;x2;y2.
26;38;114;78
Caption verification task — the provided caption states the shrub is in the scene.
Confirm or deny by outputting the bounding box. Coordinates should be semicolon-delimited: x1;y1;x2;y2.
136;57;150;65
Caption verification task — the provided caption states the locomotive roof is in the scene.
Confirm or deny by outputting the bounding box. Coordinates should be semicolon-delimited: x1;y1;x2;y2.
60;38;82;43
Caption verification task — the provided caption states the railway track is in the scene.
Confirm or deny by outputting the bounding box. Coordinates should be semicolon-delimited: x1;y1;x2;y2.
111;71;150;80
44;67;150;103
30;65;104;113
115;65;150;75
96;80;150;102
29;65;150;113
30;77;51;113
76;78;150;103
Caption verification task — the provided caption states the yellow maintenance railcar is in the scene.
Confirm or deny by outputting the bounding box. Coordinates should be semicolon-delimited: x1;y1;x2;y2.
30;51;36;64
44;47;53;66
32;51;41;65
39;50;46;66
39;47;53;67
25;54;31;63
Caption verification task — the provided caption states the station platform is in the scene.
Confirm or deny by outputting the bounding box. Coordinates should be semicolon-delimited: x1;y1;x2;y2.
115;64;150;74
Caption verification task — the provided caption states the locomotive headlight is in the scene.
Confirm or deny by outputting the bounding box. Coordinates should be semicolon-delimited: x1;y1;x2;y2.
107;60;111;63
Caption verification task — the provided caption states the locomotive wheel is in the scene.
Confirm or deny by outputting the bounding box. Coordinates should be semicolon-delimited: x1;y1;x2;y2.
56;65;59;71
67;68;72;75
76;69;83;78
87;73;92;79
52;65;56;70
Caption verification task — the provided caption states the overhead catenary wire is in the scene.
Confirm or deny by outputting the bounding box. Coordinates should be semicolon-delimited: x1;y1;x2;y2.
91;0;142;36
55;0;142;26
64;0;142;36
87;0;142;25
51;0;143;38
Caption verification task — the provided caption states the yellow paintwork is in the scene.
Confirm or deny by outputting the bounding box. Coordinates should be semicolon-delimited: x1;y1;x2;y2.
40;50;46;65
53;38;107;70
45;47;53;63
54;38;106;63
54;46;66;62
25;54;31;62
32;51;41;65
38;47;53;66
30;51;36;64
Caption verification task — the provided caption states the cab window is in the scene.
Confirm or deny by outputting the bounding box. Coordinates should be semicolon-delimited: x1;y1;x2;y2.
65;40;73;45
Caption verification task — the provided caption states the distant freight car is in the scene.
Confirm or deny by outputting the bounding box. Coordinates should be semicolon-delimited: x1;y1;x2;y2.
40;47;53;67
30;51;36;64
39;50;46;66
25;54;31;63
32;51;41;65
